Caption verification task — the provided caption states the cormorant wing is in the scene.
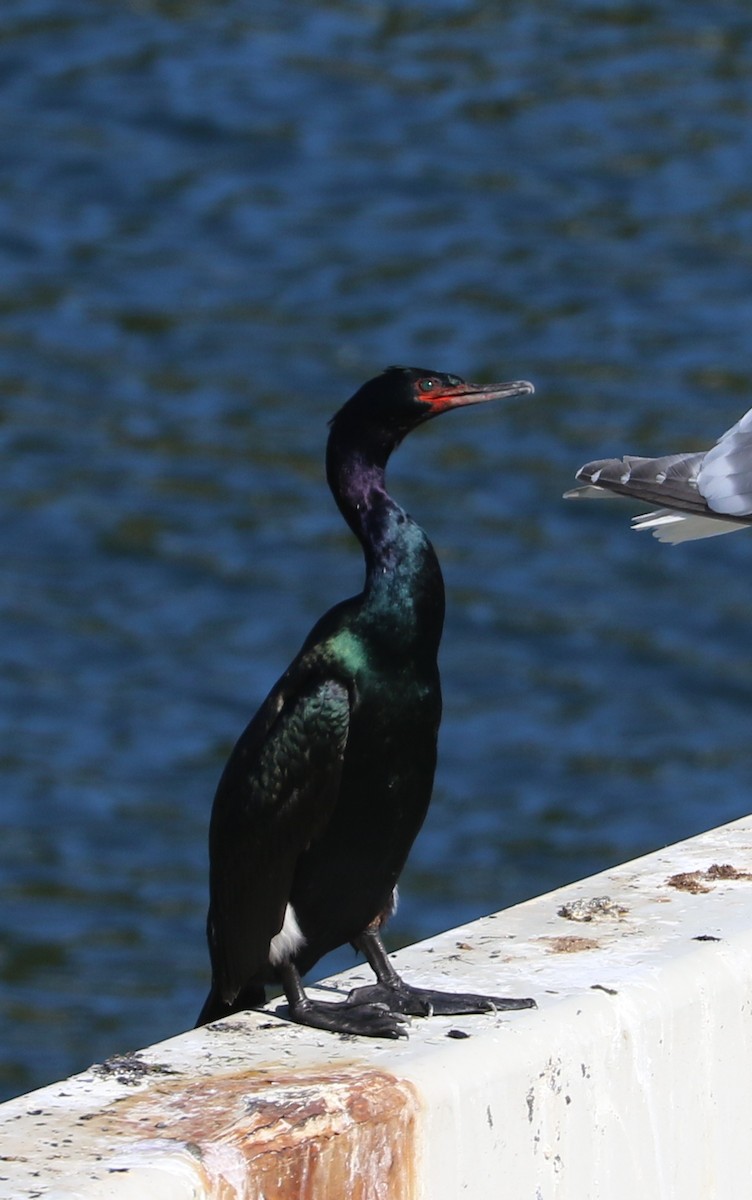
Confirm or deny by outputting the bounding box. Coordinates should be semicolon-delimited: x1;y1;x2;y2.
206;668;351;1006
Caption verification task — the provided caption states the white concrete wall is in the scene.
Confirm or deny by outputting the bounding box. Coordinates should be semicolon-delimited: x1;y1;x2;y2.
2;815;752;1198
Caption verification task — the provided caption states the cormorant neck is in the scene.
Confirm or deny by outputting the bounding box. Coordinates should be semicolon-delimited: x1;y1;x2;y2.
326;425;445;647
326;433;392;564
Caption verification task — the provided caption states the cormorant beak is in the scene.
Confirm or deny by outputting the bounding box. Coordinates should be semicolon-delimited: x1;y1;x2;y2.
426;379;535;414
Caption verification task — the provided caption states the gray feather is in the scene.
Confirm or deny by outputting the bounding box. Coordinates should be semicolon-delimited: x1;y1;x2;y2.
698;431;752;516
566;405;752;542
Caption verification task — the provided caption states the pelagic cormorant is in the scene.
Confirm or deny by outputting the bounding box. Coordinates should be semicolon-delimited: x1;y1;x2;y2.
197;366;536;1038
566;403;752;542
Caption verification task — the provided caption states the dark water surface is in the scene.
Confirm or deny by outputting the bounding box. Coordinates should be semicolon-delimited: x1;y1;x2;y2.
3;0;752;1099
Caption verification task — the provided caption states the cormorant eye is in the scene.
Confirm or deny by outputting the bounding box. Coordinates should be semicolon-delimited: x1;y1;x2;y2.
417;379;436;393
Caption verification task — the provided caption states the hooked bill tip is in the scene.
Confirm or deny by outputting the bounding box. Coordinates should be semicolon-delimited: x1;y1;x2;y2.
509;380;535;397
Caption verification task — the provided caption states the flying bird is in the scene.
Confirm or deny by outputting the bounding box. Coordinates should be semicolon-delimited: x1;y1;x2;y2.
197;366;536;1038
566;405;752;543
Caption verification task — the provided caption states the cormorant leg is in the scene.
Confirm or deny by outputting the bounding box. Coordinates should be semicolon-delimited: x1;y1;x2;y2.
278;960;409;1039
347;927;536;1016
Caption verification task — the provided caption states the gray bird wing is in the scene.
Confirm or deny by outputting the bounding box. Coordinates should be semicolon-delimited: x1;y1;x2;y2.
206;671;351;1005
566;451;708;511
565;406;752;542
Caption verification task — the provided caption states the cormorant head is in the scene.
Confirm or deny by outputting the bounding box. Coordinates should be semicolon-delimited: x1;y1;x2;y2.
330;366;534;453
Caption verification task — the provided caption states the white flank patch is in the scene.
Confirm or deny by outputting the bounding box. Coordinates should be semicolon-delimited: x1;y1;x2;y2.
268;904;306;966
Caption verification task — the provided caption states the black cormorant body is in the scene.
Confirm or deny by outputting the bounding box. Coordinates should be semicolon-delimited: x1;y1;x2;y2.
198;366;536;1037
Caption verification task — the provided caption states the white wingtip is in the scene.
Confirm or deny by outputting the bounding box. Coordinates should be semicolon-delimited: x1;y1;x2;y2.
632;509;748;544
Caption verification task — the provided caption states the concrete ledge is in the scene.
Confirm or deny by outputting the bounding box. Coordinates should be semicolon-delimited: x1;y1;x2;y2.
2;815;752;1198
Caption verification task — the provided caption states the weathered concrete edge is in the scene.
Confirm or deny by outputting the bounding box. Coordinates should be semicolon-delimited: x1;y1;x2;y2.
2;814;752;1199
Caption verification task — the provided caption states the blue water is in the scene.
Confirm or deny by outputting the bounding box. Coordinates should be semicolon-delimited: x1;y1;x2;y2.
2;0;752;1099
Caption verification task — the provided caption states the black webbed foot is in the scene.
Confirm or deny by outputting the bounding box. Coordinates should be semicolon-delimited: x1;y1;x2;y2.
288;994;409;1039
345;980;536;1017
352;927;536;1020
279;959;409;1038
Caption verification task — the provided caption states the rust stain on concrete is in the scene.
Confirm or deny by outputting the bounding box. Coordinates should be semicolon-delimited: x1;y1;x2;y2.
540;935;600;954
87;1063;421;1200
